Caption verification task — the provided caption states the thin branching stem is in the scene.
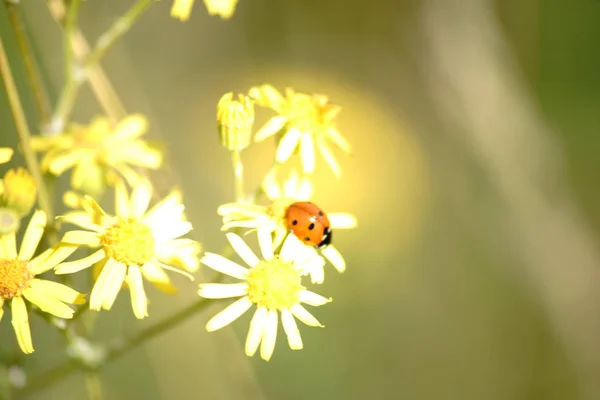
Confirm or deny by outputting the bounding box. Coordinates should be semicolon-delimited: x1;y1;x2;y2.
0;37;54;221
4;1;52;125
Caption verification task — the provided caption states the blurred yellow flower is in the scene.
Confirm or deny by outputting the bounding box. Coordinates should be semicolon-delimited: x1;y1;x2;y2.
31;115;162;196
217;92;254;151
249;85;351;178
199;232;330;361
55;180;200;319
0;167;37;217
0;210;86;354
171;0;238;21
204;0;238;19
218;169;356;282
0;148;13;164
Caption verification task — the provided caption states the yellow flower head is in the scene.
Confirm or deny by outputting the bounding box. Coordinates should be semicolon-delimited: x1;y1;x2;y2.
198;231;330;361
217;92;255;151
218;169;357;283
31;115;162;196
249;85;352;178
204;0;238;19
171;0;238;21
0;147;13;164
55;180;201;319
0;167;37;217
0;210;86;354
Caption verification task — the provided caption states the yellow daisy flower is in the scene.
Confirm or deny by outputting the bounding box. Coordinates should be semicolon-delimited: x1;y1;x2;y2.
30;114;162;195
0;210;86;354
171;0;239;21
198;232;330;361
0;147;13;164
218;169;356;283
249;85;351;178
54;180;200;319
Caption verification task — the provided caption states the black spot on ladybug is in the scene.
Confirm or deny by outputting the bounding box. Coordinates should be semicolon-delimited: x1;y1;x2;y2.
304;237;310;241
318;210;323;216
308;223;315;230
292;220;298;226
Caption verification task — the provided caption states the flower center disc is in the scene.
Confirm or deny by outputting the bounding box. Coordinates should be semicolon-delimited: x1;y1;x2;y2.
247;257;303;310
101;218;155;266
0;258;33;299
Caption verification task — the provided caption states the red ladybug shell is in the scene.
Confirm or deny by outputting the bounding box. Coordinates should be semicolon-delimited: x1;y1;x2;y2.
285;202;332;248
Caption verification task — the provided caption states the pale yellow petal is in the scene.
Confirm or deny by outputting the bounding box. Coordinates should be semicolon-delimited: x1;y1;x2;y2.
90;259;125;311
57;213;105;233
48;149;89;175
217;202;266;219
29;279;86;305
254;116;287;142
321;245;346;273
151;259;195;281
55;249;106;275
11;297;33;354
279;234;307;263
221;219;263;232
317;136;342;178
171;0;194;21
113;114;148;140
296;176;313;201
61;230;101;247
201;252;248;280
130;180;152;218
205;296;252;332
245;306;267;357
226;233;259;268
128;265;148;319
0;147;13;164
1;233;17;259
261;170;282;201
325;127;351;153
275;128;301;164
260;310;278;361
23;286;75;319
257;226;274;261
141;262;177;294
328;213;357;229
299;290;331;306
273;226;288;251
152;220;192;243
115;180;130;217
30;244;79;274
198;283;248;299
305;261;324;284
300;133;315;175
281;309;303;350
282;170;299;199
290;304;323;327
18;210;46;260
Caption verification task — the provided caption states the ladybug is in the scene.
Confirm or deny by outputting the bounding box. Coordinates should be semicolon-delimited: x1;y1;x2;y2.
285;201;332;249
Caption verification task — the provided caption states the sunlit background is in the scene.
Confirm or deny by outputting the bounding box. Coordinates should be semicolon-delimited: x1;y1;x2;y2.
2;0;600;399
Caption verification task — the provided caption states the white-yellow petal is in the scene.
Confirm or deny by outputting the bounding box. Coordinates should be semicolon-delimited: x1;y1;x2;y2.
290;304;323;327
282;169;299;199
226;233;259;268
19;210;46;260
115;180;130;217
325;127;351;153
29;279;85;305
30;244;79;274
328;213;357;229
198;283;248;299
55;249;106;275
321;245;346;273
0;147;14;164
300;133;315;174
299;290;331;306
22;286;75;319
206;296;253;332
1;233;17;259
130;181;152;218
317;135;342;178
201;252;248;280
128;265;148;319
254;116;287;142
275;128;302;164
11;297;33;354
281;309;303;350
257;227;274;261
61;230;101;247
260;310;278;361
245;306;267;357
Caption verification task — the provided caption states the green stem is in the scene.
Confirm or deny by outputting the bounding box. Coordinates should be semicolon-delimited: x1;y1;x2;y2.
49;0;155;131
0;37;55;221
4;1;52;125
63;0;82;86
232;149;244;202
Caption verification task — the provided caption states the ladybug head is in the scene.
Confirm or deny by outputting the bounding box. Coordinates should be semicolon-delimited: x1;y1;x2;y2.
317;227;332;249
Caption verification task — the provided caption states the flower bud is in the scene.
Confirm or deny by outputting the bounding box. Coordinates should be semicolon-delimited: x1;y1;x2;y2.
217;93;255;151
1;168;37;217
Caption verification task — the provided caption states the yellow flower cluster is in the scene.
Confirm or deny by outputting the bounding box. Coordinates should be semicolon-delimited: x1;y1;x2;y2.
171;0;239;21
198;85;356;360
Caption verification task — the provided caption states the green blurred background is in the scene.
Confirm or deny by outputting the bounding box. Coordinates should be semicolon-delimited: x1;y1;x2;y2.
2;0;600;399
